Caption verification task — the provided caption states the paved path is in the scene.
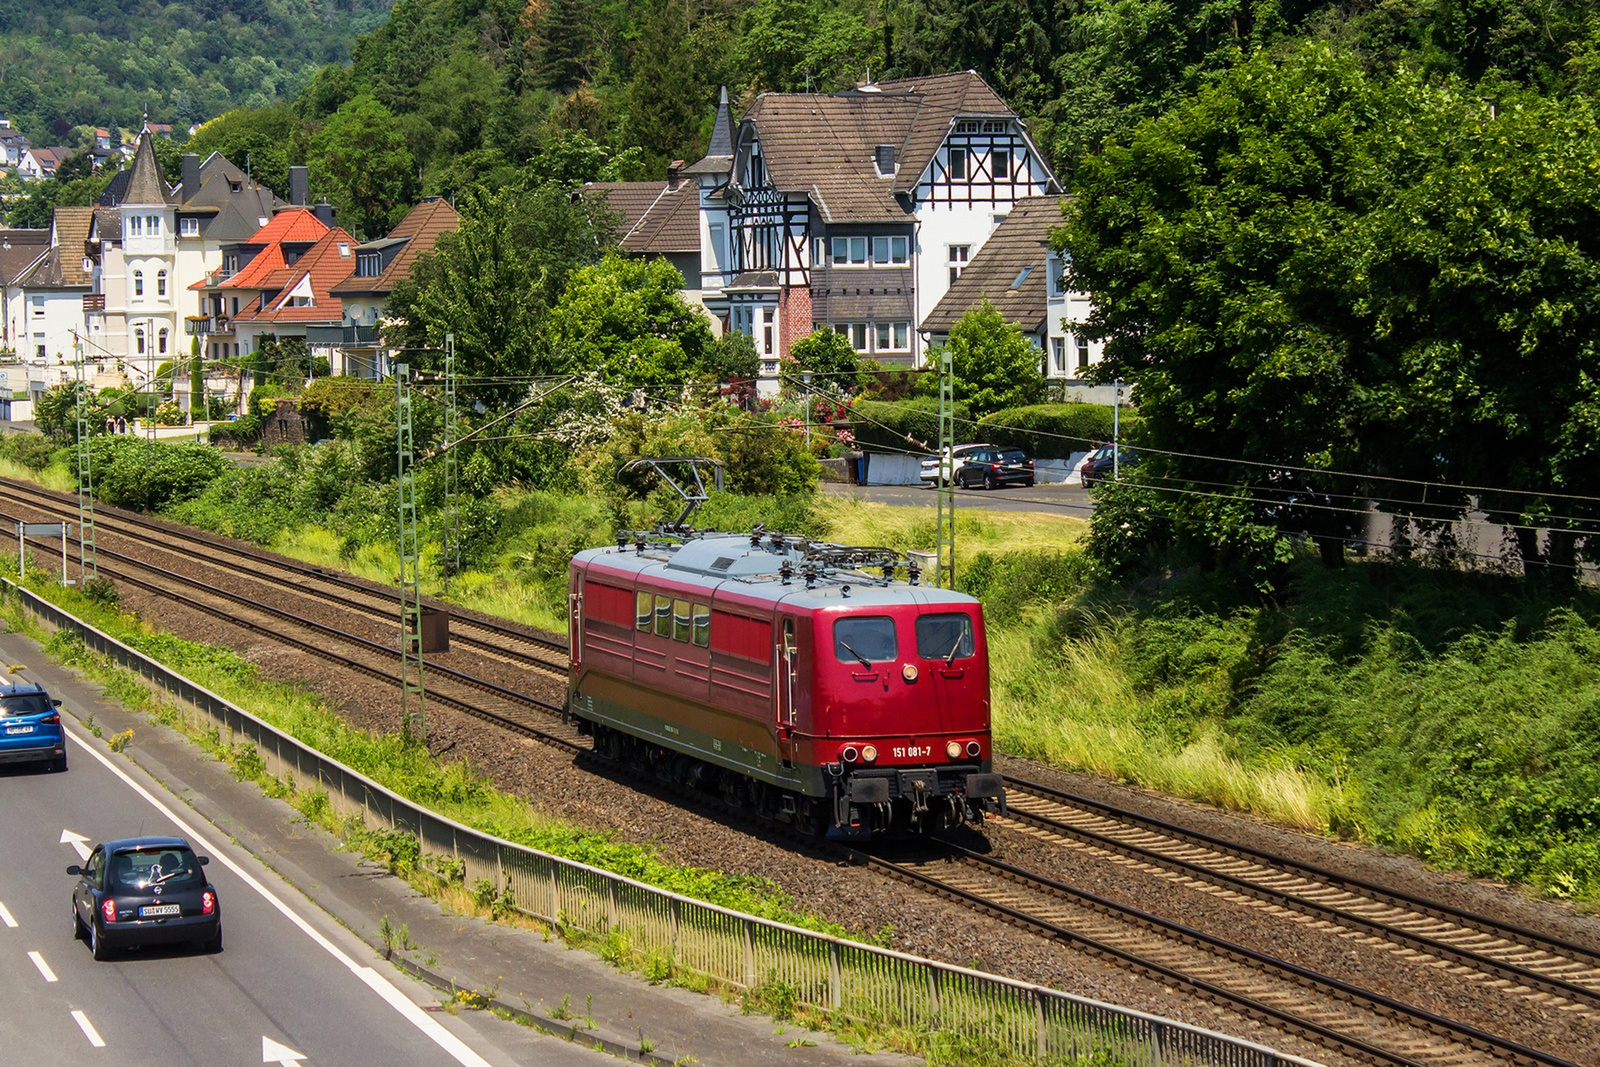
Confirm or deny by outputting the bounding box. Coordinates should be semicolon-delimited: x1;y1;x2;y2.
823;478;1095;517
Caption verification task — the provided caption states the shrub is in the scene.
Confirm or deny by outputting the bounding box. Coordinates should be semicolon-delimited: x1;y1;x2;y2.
0;431;61;470
847;398;976;454
976;403;1138;459
88;437;227;511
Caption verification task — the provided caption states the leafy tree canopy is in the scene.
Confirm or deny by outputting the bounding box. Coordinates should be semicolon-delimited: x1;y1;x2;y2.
308;95;418;239
939;300;1044;418
545;255;716;389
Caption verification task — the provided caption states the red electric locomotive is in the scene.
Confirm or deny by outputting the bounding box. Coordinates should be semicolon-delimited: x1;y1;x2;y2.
567;529;1005;834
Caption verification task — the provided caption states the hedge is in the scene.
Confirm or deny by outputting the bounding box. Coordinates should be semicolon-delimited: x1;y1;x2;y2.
975;403;1140;459
848;398;977;454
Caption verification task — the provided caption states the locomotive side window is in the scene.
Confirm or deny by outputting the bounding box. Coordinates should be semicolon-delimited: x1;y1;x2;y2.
692;603;710;647
834;617;897;664
636;591;653;631
916;613;974;661
654;595;672;637
672;599;693;642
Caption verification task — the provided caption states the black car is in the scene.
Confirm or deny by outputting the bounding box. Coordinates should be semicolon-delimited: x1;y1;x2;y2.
1081;446;1137;487
955;447;1035;489
69;836;221;960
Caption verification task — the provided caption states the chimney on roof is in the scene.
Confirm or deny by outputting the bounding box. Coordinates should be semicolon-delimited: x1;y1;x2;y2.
667;160;684;187
314;202;335;227
180;154;201;201
289;166;309;207
874;145;896;176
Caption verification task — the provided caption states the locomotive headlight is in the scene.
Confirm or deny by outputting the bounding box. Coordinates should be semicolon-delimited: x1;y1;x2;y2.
902;663;918;682
842;746;860;763
966;741;982;758
945;740;962;760
861;745;878;763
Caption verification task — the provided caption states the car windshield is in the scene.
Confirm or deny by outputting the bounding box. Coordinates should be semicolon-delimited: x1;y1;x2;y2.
834;617;898;664
1000;450;1027;463
916;613;975;661
108;847;203;891
0;693;50;716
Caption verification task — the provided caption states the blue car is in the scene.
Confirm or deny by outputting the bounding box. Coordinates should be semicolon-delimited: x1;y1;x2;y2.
0;678;67;772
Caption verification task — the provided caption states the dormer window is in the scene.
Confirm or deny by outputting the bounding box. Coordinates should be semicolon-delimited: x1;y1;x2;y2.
357;252;382;277
180;218;199;237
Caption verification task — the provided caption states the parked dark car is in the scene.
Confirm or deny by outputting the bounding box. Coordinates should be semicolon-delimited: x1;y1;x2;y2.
1081;446;1137;488
0;678;67;772
69;836;221;959
956;447;1035;489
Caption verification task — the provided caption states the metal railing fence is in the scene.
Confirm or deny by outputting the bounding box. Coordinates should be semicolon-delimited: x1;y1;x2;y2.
3;578;1322;1067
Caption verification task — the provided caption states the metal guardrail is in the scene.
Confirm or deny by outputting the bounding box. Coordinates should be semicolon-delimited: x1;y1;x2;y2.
3;578;1323;1067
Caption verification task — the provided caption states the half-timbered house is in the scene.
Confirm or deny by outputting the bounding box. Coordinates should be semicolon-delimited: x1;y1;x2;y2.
688;71;1059;378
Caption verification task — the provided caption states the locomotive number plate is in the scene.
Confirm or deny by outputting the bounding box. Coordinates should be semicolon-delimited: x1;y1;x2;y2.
892;745;931;759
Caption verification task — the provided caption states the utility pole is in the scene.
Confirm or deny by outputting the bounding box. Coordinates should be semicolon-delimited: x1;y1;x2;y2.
441;333;459;589
73;334;95;582
935;345;955;588
396;362;426;743
1114;376;1124;481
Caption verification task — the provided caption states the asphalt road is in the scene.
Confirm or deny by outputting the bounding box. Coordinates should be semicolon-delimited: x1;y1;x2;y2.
0;727;601;1066
821;478;1096;517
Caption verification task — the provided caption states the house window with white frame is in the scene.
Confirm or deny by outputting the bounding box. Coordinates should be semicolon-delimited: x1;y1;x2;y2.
762;308;774;355
1051;337;1066;374
157;269;167;297
831;236;867;266
948;245;969;284
128;216;142;238
992;149;1010;180
1077;337;1090;370
146;215;160;234
30;295;43;317
948;148;967;181
158;328;168;355
133;270;144;297
872;236;908;265
874;322;910;352
180;217;199;237
834;322;868;351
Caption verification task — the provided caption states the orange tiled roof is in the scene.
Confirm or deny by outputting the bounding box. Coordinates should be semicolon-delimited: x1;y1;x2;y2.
232;227;357;325
217;209;330;291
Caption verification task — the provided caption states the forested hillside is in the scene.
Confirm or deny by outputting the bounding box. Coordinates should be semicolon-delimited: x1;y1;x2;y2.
0;0;392;140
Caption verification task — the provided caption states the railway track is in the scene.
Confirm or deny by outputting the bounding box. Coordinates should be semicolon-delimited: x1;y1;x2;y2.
3;474;1595;1063
994;778;1600;1016
0;477;569;677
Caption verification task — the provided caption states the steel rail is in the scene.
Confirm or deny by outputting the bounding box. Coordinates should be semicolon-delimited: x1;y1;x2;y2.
866;843;1580;1067
0;476;569;657
1003;776;1600;974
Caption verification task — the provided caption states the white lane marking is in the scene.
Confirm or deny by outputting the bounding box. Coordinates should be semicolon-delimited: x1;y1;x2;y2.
71;1009;107;1048
263;1035;306;1063
66;731;492;1067
60;829;91;861
0;900;16;927
27;950;57;982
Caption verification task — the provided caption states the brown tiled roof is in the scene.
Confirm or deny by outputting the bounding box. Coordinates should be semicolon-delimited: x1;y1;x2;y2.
583;181;699;255
922;197;1064;333
869;71;1014;194
0;229;49;284
234;227;356;325
741;93;921;222
330;198;459;297
16;207;95;289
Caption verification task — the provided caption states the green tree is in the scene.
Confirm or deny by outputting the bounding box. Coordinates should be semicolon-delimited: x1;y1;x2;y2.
741;0;876;92
186;106;305;198
939;300;1043;418
788;329;858;380
623;0;709;175
704;331;760;382
545;255;715;389
308;95;418;239
385;184;618;405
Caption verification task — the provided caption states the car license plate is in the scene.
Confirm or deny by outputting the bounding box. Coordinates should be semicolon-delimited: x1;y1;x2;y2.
139;904;180;918
5;725;33;734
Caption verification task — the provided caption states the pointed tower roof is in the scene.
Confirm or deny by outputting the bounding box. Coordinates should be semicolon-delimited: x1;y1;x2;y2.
123;131;176;207
685;87;735;179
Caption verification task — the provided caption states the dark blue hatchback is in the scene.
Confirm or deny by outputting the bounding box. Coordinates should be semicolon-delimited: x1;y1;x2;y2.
0;680;66;772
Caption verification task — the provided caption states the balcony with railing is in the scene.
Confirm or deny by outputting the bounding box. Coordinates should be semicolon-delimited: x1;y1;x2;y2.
184;315;234;336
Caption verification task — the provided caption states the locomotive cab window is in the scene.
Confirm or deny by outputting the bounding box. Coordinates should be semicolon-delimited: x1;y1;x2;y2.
916;613;974;661
834;617;897;665
654;595;672;637
672;599;693;642
636;591;653;630
692;603;710;647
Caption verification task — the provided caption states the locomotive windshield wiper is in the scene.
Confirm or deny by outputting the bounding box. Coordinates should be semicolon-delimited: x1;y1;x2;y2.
837;640;873;670
945;640;963;666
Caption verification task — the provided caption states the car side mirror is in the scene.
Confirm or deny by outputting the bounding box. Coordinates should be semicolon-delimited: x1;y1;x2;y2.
198;856;210;866
50;698;62;707
66;865;81;876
